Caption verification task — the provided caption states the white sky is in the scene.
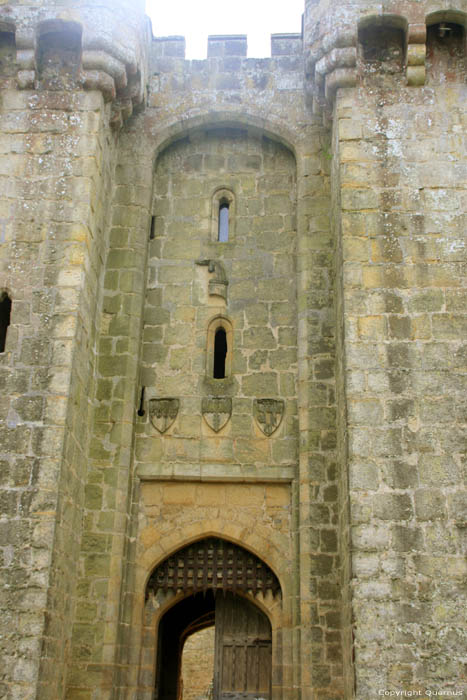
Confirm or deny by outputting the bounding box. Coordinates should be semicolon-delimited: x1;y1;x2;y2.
145;0;305;59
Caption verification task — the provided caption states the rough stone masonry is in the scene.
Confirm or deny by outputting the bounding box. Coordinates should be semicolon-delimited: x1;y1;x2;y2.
0;1;465;699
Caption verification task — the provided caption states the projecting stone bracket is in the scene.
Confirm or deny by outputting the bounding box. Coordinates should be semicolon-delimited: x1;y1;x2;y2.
306;15;428;117
314;46;357;100
306;28;358;117
8;11;147;127
196;259;229;301
406;23;427;86
80;34;146;126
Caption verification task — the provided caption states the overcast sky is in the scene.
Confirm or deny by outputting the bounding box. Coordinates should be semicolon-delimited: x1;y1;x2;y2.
145;0;304;59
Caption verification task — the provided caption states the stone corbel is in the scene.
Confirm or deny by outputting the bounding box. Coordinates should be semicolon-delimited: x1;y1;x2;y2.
82;50;128;92
315;46;357;100
196;259;229;301
81;69;116;102
14;19;146;127
306;29;357;116
81;33;145;123
406;23;426;86
15;28;35;89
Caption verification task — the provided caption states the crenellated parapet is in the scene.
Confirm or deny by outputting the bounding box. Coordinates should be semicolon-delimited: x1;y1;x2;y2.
0;0;150;126
304;0;467;116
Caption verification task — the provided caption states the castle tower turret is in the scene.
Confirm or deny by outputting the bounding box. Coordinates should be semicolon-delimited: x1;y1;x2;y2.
304;1;467;697
0;2;149;699
304;0;429;112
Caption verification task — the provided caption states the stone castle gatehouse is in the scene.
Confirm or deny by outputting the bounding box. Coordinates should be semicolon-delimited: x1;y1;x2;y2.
0;1;465;699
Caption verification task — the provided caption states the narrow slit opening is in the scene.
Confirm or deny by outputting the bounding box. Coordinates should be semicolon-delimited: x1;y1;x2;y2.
218;202;229;242
150;216;156;240
137;387;146;417
0;293;12;353
213;328;227;379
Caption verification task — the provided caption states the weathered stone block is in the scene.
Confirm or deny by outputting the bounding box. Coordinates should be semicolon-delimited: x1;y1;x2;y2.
414;490;447;520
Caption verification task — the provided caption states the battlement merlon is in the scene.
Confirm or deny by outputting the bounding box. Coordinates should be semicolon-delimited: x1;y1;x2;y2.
152;33;303;61
0;0;150;124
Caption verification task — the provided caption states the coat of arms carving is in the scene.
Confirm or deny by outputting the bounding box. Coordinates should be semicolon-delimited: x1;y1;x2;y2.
202;397;232;432
149;398;179;434
254;399;284;437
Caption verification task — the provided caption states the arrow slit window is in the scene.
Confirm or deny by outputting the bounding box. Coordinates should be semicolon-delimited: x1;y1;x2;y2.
212;188;235;242
218;202;229;242
213;328;227;378
0;292;11;353
207;316;233;381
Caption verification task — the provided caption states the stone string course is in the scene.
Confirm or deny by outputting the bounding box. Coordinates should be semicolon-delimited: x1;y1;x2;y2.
0;1;465;699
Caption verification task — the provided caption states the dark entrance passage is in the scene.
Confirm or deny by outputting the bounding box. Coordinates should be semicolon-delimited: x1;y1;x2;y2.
149;538;280;700
156;591;272;700
157;591;216;700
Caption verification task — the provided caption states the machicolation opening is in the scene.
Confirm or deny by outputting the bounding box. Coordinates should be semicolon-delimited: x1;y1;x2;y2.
37;21;82;89
358;22;406;85
0;32;17;78
426;22;466;83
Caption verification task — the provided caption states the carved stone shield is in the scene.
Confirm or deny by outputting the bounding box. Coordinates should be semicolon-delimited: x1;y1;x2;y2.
149;398;179;434
254;399;284;436
202;397;232;433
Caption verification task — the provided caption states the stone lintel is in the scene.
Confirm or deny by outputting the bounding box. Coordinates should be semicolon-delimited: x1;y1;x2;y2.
137;465;295;483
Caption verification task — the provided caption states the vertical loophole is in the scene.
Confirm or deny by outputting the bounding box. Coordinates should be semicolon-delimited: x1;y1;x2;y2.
149;216;156;240
218;202;229;242
138;386;146;417
0;293;12;352
213;328;227;379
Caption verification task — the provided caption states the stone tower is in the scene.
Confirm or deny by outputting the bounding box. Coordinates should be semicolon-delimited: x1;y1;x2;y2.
0;1;465;699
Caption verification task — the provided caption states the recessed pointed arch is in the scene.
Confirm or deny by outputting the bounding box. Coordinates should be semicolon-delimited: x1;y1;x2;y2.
150;110;299;172
146;536;282;601
155;588;273;700
136;513;292;700
140;520;288;594
426;9;467;28
147;538;279;700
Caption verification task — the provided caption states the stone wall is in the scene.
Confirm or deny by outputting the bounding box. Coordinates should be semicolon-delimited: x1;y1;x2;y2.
181;627;215;700
328;6;467;698
0;3;148;698
137;128;298;476
336;79;467;697
0;34;116;700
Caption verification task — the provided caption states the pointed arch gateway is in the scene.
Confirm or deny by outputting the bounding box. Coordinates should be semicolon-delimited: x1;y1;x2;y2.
146;538;282;700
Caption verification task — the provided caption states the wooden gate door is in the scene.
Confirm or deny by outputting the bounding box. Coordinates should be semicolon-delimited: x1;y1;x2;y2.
214;593;272;700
